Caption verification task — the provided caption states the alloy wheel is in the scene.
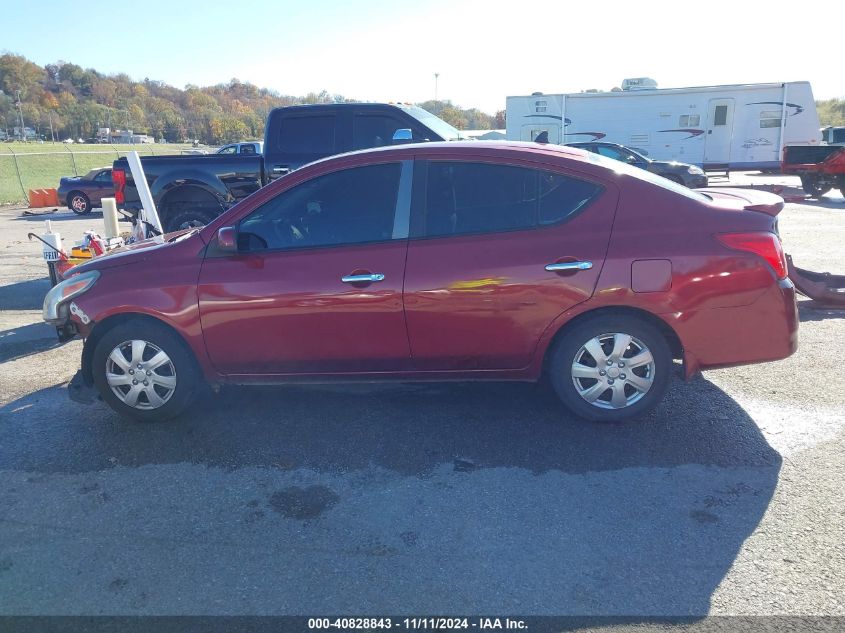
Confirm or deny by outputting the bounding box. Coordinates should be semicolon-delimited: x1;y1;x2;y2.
105;339;177;410
571;332;656;410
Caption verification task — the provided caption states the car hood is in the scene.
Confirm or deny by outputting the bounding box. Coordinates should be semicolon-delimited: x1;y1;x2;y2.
68;229;202;274
698;187;785;216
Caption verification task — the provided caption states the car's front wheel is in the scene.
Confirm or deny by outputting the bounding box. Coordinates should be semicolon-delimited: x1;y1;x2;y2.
92;319;200;421
548;314;672;422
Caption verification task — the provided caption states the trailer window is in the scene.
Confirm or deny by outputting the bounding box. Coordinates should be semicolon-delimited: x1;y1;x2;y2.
760;110;782;128
713;106;728;126
679;114;700;127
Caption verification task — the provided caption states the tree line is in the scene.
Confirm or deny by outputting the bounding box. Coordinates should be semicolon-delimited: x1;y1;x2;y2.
1;53;840;145
0;53;503;144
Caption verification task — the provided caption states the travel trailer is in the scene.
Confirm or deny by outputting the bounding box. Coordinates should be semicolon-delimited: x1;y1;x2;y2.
506;80;822;171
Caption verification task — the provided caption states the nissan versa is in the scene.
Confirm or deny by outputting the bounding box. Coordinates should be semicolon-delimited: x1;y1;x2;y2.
43;142;798;423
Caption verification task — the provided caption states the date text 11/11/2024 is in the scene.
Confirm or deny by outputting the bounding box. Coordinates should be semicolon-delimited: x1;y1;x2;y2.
307;617;528;630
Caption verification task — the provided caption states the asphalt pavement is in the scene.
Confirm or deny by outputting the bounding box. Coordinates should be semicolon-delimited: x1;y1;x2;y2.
0;177;843;616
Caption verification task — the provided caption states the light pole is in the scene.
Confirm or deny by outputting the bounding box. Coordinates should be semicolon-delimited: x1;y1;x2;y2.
15;90;26;142
434;73;439;103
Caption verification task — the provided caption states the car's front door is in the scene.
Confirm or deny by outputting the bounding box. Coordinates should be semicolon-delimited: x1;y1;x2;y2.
403;159;618;371
197;160;412;376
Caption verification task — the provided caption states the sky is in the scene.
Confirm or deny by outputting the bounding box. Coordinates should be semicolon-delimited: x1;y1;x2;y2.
2;0;842;113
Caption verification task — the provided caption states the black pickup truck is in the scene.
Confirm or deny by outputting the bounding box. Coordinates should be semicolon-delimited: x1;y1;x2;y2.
113;103;465;231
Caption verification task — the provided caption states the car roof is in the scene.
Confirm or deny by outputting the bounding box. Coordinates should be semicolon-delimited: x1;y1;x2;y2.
309;140;596;169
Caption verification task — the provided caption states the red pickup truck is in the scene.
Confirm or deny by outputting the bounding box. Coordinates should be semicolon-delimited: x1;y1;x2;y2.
782;145;845;197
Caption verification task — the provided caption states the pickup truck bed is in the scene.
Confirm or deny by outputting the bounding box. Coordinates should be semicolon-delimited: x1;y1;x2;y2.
115;154;263;229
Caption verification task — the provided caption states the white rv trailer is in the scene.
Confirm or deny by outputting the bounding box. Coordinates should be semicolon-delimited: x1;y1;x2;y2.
506;80;822;170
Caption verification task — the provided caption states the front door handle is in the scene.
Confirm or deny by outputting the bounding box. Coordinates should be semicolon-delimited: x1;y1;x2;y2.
271;165;291;175
545;261;593;272
341;273;385;284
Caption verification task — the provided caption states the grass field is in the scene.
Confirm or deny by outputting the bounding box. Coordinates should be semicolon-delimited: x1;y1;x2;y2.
0;142;197;205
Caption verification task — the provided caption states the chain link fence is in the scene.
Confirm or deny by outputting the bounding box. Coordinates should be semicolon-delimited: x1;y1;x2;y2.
0;144;206;205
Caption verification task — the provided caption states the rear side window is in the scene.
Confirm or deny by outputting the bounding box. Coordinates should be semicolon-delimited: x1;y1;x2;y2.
279;116;336;154
420;162;602;238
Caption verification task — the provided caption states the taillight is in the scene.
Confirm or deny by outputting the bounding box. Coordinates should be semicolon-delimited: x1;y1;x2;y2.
717;232;787;279
112;168;126;204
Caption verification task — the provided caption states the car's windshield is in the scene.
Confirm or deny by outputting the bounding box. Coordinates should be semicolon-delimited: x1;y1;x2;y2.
83;169;101;180
404;106;466;141
583;150;710;201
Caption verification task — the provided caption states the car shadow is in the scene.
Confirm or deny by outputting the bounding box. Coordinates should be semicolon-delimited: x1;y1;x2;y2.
797;299;845;322
0;321;64;363
0;277;52;311
0;376;781;615
0;277;51;310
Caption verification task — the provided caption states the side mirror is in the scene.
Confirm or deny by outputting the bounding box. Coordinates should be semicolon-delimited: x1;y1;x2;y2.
626;155;639;164
217;226;237;253
392;128;413;143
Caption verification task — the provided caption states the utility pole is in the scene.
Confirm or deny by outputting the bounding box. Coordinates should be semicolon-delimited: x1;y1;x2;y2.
15;89;26;142
434;73;439;102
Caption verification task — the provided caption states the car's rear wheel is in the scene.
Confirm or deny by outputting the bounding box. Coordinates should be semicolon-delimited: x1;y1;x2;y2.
92;319;200;421
548;315;672;422
68;192;91;214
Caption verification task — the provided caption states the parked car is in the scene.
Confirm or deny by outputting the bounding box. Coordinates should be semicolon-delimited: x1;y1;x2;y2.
566;141;708;188
46;141;797;423
57;167;114;214
112;103;466;232
215;141;263;155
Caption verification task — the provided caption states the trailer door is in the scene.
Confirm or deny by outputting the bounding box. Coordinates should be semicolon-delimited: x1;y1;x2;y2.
704;98;735;163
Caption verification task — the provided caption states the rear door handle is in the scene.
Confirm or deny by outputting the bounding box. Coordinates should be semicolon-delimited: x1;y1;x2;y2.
341;273;385;284
271;165;291;175
545;261;593;272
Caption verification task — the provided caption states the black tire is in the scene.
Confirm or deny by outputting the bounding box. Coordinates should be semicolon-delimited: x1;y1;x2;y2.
801;176;832;197
547;314;672;422
68;192;91;214
837;175;845;195
92;319;201;421
164;206;219;232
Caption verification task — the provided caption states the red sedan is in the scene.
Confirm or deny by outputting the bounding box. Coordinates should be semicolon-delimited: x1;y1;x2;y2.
44;142;798;422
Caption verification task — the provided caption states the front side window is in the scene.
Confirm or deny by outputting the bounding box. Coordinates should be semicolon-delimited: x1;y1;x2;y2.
279;115;336;154
238;163;401;251
217;145;237;155
94;170;112;182
420;162;602;238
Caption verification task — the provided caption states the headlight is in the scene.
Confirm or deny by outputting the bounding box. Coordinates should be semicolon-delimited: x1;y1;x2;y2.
688;165;705;175
42;270;100;325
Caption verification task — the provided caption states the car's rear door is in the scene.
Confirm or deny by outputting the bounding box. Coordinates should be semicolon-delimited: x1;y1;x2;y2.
403;157;618;371
197;160;412;376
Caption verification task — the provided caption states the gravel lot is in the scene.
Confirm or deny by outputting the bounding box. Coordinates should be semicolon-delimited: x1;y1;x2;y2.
0;176;843;616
